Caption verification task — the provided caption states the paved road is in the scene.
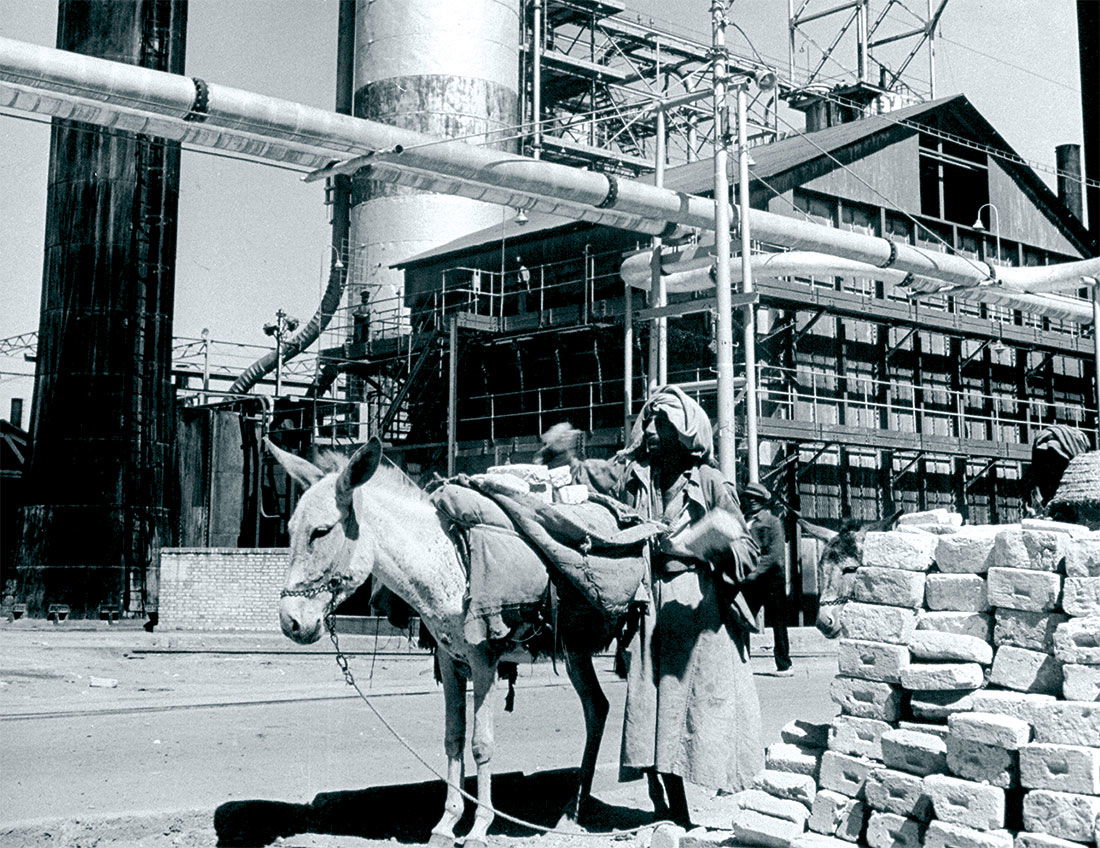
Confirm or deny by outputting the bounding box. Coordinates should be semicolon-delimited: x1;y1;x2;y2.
1;658;837;826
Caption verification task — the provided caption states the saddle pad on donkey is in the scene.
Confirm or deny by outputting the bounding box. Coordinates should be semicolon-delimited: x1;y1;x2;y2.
461;475;664;619
430;482;549;645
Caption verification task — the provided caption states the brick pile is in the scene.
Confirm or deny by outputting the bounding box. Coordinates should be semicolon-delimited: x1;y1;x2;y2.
703;512;1100;848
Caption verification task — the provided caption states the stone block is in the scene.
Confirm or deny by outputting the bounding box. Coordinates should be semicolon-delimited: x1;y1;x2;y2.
1022;789;1100;844
865;811;924;848
767;742;822;778
863;531;938;572
1061;663;1100;701
819;751;876;798
830;676;903;721
828;716;892;761
900;662;985;691
908;689;977;720
937;526;1002;574
925;822;1013;848
987;568;1062;613
1052;618;1100;664
808;789;867;843
945;737;1019;788
782;719;830;750
652;823;687;848
898;509;963;529
925;574;990;612
1019;743;1100;794
792;835;856;848
994;609;1068;652
1020;518;1087;536
989;646;1063;694
849;567;927;608
898;721;950;739
733;789;812;826
837;639;909;684
731;808;806;848
969;690;1057;726
841;603;918;645
909;631;993;665
680;829;738;848
754;769;817;808
687;790;745;831
864;768;933;820
1032;700;1100;746
1013;833;1084;848
992;529;1071;573
923;774;1006;830
917;611;994;641
881;729;948;776
948;712;1032;749
1064;536;1100;578
1062;576;1100;617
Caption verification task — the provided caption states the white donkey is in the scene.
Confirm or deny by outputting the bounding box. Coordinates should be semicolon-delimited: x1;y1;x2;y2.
269;437;614;848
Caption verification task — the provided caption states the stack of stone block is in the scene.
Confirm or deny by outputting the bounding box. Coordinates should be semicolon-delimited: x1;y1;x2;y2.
714;513;1100;848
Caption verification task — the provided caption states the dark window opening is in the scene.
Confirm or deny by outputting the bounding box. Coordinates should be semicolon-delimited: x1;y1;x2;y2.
918;133;989;226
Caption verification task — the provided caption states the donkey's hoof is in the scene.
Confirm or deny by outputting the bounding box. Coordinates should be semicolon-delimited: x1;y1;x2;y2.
427;832;454;848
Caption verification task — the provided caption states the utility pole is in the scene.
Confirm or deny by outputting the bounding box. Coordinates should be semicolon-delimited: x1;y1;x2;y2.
711;0;736;479
736;82;760;484
649;98;668;391
200;327;210;405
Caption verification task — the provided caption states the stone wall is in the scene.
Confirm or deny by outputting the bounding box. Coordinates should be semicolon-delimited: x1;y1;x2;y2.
158;547;288;631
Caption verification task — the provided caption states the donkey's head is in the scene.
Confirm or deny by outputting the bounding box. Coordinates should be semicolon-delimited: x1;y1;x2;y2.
804;510;901;639
267;438;383;644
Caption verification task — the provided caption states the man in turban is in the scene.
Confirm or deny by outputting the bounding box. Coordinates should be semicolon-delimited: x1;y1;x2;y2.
536;387;764;826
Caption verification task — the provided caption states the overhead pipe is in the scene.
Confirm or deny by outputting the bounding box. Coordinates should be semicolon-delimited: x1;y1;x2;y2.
1;36;1097;292
620;250;1095;325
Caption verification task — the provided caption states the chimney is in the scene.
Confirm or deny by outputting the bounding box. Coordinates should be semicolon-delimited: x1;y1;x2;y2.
1056;144;1084;222
9;398;24;431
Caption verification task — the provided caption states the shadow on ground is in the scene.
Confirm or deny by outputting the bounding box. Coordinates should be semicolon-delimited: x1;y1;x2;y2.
213;768;653;847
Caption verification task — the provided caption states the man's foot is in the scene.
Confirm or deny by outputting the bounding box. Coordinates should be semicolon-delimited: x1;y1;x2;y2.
772;667;795;677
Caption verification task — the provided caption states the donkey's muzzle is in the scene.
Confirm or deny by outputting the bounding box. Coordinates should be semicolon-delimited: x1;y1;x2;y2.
280;597;323;645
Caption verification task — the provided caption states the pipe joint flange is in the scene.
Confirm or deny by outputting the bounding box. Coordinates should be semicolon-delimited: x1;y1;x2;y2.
658;220;680;240
596;174;619;209
877;240;898;269
184;77;209;123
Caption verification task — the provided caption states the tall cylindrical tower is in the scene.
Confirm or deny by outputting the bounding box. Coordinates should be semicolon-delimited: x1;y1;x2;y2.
349;0;520;332
19;0;186;617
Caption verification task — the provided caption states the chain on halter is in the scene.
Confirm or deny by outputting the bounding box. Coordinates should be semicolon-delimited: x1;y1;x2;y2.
319;596;670;839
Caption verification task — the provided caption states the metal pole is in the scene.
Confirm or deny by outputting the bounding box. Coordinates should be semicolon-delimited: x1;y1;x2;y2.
926;0;936;98
712;0;737;480
787;0;796;85
532;0;543;160
624;279;634;433
1093;283;1100;424
856;0;869;83
737;83;759;484
274;311;284;397
649;102;668;391
201;327;210;404
447;314;458;476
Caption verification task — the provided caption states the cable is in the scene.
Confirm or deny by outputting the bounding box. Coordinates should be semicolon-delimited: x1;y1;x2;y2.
937;34;1080;94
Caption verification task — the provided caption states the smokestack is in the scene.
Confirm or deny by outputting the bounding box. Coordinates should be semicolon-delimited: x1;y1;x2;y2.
1079;0;1099;249
9;398;24;431
1057;144;1085;222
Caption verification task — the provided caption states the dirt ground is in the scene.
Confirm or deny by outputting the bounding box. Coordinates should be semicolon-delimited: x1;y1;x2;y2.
0;623;837;848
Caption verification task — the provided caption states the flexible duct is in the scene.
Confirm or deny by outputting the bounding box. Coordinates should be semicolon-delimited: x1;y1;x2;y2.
1;37;1097;294
619;250;1095;324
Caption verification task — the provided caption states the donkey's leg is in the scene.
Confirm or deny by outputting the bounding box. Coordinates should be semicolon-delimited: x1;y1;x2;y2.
464;656;497;848
559;647;609;825
429;652;467;848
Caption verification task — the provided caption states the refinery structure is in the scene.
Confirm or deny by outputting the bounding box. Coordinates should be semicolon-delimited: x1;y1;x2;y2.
0;0;1098;625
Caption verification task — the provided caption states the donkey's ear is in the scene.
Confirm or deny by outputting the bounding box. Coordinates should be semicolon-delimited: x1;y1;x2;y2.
265;438;325;489
335;437;383;511
798;518;838;542
867;508;903;533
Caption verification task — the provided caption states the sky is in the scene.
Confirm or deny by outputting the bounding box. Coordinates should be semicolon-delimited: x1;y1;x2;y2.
0;0;1087;417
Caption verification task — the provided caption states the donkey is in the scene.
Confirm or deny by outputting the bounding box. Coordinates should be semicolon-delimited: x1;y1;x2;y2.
799;512;901;639
269;437;614;848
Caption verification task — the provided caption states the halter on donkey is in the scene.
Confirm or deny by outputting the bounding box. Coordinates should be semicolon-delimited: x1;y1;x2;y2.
269;437;627;848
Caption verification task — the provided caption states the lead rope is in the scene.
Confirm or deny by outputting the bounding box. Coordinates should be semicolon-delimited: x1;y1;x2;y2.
322;602;670;839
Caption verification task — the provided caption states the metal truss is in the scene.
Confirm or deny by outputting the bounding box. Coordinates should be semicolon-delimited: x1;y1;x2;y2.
522;0;782;175
787;0;949;101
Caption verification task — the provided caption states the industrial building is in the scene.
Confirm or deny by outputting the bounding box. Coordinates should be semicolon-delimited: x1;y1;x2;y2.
2;0;1097;622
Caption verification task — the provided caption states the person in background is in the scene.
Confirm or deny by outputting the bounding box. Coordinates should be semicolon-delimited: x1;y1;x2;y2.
741;482;792;676
536;389;764;827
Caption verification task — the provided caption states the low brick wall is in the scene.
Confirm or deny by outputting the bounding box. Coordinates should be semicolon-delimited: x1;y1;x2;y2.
159;547;288;631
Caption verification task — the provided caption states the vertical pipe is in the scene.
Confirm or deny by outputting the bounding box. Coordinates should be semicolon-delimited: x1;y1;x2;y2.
201;329;210;404
737;84;759;484
926;0;936;98
1077;0;1099;249
624;281;634;433
447;314;458;476
649;103;667;391
1092;284;1100;420
787;0;796;85
532;0;543;160
1056;143;1084;223
857;0;869;83
712;0;737;479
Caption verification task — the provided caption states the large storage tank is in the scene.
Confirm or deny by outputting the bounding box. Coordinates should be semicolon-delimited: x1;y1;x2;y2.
18;0;186;617
350;0;520;333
